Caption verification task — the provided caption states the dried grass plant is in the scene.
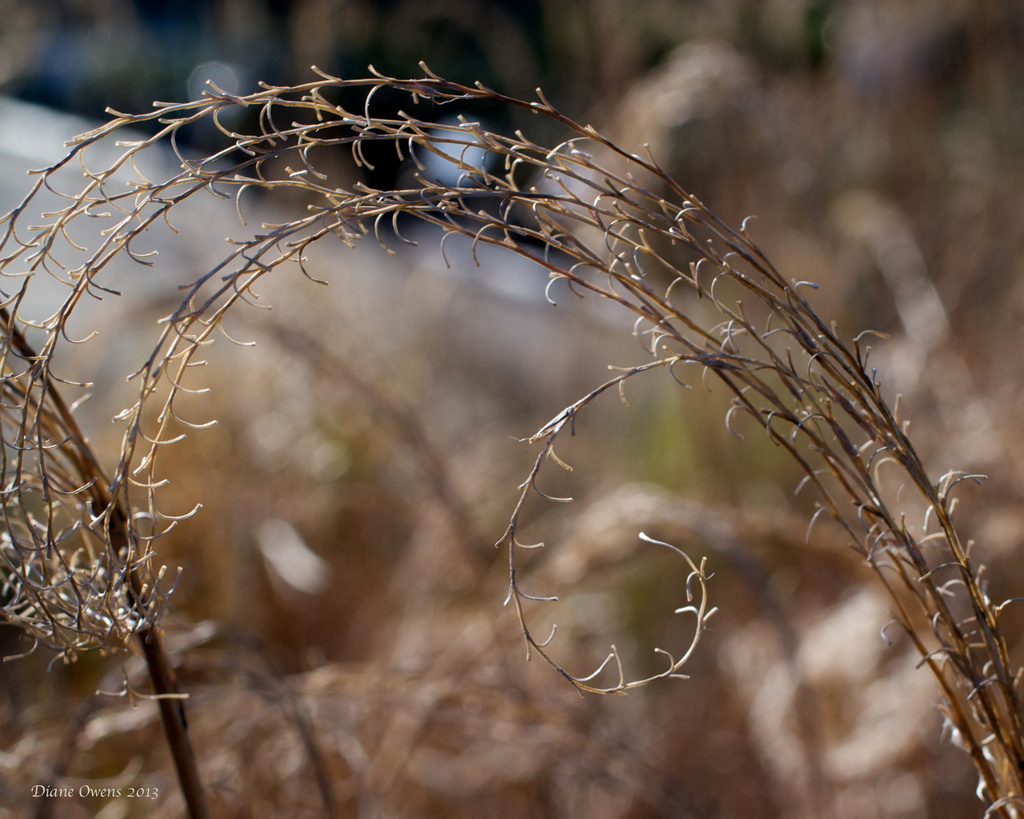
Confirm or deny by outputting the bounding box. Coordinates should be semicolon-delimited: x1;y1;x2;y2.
1;64;1021;816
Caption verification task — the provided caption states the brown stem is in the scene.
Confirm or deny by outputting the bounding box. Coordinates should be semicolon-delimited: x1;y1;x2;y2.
136;619;211;819
117;498;209;818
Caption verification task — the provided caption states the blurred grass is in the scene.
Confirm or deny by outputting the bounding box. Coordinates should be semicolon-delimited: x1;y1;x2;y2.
2;1;1024;817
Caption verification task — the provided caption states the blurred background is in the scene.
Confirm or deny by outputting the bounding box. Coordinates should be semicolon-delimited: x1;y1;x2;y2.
2;1;1024;817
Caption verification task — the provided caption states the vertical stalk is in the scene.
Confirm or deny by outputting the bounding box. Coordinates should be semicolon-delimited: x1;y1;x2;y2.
135;618;210;819
116;502;210;819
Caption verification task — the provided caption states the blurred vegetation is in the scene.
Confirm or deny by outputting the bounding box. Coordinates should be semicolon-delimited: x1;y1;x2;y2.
2;1;1024;818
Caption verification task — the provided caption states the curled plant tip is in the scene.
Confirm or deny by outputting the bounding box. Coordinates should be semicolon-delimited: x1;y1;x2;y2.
501;531;714;696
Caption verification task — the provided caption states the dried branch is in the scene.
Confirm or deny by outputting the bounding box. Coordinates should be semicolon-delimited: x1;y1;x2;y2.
1;63;1021;813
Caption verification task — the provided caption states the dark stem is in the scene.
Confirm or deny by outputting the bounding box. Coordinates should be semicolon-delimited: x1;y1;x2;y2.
136;619;211;819
118;499;209;819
